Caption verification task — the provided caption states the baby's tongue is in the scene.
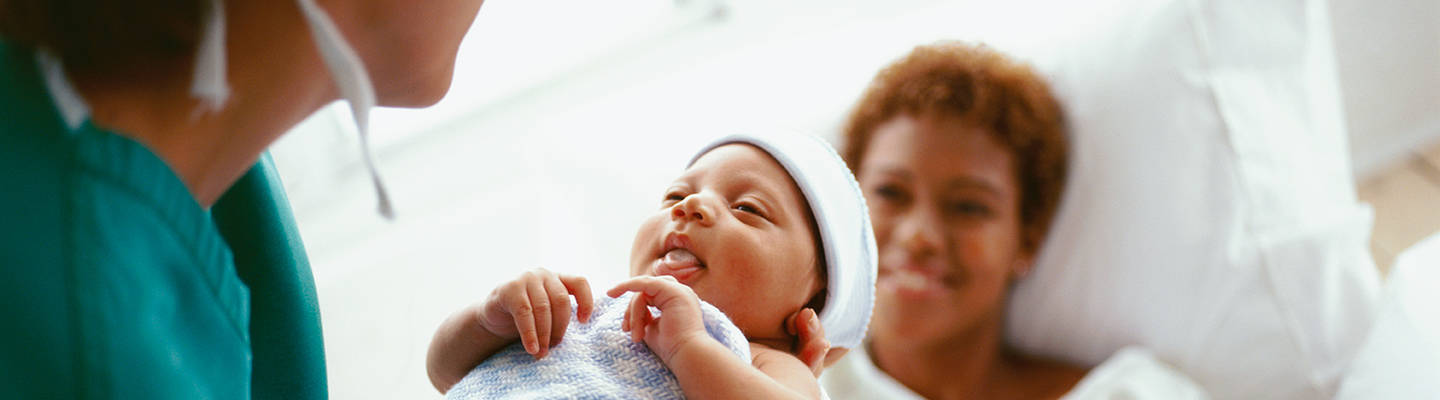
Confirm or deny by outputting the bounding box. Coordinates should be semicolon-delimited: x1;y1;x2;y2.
663;249;702;268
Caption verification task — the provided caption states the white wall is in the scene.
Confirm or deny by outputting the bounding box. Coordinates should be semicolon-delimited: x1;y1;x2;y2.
1331;0;1440;178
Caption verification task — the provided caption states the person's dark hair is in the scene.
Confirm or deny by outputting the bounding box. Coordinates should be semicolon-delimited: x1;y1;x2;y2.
841;41;1069;251
0;0;204;74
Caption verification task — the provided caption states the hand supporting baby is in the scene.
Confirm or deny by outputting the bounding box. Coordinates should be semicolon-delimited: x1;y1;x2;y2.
786;307;847;377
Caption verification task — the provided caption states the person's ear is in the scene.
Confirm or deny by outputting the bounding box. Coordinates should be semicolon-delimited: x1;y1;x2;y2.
1013;226;1041;280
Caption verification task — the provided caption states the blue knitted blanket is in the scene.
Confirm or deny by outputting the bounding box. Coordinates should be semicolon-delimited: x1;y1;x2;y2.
446;292;752;399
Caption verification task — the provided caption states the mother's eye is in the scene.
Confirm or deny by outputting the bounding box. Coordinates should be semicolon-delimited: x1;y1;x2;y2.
872;183;909;202
946;201;992;217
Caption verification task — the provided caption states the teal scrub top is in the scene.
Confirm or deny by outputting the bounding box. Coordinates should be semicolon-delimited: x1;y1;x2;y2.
0;41;328;399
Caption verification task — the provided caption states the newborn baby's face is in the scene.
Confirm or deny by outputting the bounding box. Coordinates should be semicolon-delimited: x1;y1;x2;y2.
629;144;824;344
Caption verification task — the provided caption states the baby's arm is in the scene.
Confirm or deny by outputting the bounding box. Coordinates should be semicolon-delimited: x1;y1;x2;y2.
608;276;820;399
426;268;594;393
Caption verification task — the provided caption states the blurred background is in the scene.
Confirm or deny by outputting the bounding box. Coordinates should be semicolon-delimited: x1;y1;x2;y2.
266;0;1439;397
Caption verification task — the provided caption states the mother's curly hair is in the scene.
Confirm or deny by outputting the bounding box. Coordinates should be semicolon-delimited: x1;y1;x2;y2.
841;41;1069;251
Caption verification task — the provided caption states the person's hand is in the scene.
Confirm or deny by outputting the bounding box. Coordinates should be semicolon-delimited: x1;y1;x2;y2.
607;275;710;364
477;268;595;359
787;308;849;377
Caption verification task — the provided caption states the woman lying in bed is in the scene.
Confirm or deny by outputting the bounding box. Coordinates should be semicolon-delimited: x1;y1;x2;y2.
813;42;1205;399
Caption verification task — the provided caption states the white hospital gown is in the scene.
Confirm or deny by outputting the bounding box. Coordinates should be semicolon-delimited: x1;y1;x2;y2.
820;344;1206;399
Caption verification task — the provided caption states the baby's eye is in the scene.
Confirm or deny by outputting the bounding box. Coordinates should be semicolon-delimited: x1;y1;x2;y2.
663;191;686;203
733;203;767;220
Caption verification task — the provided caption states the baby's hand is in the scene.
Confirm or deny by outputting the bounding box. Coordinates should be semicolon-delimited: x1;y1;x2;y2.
607;276;709;364
477;268;594;359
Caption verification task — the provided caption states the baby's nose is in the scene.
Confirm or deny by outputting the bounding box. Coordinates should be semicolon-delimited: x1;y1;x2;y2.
671;194;716;225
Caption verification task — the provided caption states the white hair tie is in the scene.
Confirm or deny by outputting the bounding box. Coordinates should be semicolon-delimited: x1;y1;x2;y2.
189;0;393;219
190;0;230;113
295;0;392;219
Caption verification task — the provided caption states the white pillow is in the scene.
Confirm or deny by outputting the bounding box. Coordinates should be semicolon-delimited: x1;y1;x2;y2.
1336;232;1440;399
1003;0;1383;399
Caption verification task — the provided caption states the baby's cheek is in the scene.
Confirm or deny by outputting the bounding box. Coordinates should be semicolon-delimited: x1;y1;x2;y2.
627;215;666;276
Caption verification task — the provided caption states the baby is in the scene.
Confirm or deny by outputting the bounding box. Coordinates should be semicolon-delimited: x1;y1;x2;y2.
426;133;877;399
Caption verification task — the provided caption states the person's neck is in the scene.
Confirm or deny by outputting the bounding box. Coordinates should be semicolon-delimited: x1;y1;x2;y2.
70;0;337;207
869;312;1010;400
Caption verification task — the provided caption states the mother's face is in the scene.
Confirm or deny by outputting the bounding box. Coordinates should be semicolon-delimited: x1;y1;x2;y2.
858;114;1029;343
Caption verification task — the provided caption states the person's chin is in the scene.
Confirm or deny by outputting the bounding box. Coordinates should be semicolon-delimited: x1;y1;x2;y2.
872;308;955;343
377;68;454;108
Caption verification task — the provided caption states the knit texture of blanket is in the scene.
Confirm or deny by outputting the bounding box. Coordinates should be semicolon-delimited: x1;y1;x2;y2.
445;292;753;399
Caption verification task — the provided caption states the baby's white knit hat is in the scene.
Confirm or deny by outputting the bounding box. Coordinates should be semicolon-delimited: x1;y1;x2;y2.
689;132;878;350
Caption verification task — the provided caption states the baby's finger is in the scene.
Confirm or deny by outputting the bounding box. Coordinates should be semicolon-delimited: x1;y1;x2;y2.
525;276;552;357
629;293;649;343
607;276;685;307
507;287;539;355
621;301;631;332
543;274;572;347
560;274;594;323
606;276;665;298
619;293;630;333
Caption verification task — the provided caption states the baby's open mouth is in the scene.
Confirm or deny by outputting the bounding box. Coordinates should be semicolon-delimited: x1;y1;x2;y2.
663;248;703;268
655;248;705;282
654;234;706;283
